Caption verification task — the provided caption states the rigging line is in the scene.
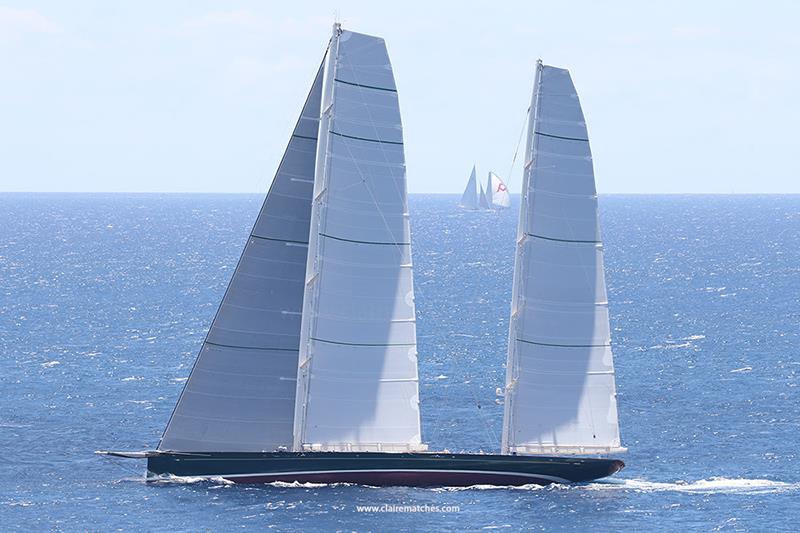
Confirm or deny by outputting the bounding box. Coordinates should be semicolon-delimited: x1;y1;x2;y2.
465;364;502;450
504;107;530;192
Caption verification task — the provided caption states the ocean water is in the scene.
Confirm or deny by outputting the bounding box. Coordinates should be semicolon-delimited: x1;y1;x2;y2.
1;193;798;531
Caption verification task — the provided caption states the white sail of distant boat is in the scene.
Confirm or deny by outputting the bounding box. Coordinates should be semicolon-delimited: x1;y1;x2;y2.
293;28;425;453
459;165;479;209
489;172;510;209
501;61;623;455
478;182;490;209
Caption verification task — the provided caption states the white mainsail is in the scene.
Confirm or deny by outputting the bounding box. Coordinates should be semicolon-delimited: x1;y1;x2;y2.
158;59;326;452
501;61;623;456
460;165;479;209
489;172;511;209
293;27;425;453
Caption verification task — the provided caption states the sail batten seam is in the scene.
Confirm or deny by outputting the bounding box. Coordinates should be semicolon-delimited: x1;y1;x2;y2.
534;131;589;142
525;233;600;244
334;78;398;92
330;130;403;145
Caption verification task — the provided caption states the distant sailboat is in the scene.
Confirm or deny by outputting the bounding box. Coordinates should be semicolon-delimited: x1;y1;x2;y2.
99;41;623;486
460;166;510;211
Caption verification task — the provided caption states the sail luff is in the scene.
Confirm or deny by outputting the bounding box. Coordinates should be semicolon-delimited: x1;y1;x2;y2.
293;25;341;452
460;165;478;209
502;60;543;455
502;61;622;455
159;53;327;453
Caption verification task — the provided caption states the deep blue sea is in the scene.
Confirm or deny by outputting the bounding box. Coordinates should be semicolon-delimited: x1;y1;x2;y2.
1;194;799;531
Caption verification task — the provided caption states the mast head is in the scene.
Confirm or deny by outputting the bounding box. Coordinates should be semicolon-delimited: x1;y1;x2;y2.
332;21;342;36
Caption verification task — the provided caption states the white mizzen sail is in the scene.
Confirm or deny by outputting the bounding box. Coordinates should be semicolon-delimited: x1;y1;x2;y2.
293;27;425;453
489;172;511;209
478;182;490;209
460;165;479;209
158;59;326;452
501;61;623;456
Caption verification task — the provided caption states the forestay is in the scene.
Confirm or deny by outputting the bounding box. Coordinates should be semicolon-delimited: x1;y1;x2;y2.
293;27;425;453
501;62;623;455
158;60;326;452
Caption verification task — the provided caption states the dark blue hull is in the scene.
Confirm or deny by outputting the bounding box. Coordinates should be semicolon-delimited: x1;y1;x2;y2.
146;451;624;486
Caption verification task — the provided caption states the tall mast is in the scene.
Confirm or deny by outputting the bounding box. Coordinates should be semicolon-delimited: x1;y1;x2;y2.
502;60;543;454
292;23;342;451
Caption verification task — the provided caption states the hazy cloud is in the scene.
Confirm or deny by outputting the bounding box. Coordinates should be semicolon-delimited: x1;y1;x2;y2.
0;7;61;37
183;9;271;32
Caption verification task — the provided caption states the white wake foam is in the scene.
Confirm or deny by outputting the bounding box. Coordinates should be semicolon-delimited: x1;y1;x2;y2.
144;474;234;486
580;477;800;494
432;483;546;492
266;481;356;489
118;474;800;495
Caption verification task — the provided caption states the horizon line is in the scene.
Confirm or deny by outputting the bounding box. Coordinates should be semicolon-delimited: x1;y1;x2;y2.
2;191;799;196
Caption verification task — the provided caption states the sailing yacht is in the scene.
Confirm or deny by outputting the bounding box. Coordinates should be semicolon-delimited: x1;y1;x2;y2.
461;166;510;210
100;29;624;486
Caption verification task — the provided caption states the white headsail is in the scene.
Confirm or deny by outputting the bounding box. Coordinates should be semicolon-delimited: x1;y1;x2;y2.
293;27;425;453
489;172;511;209
158;59;326;452
479;182;490;209
460;165;479;209
501;62;623;455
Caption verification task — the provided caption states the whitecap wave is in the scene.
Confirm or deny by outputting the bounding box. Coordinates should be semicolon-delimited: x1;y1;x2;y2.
649;342;692;350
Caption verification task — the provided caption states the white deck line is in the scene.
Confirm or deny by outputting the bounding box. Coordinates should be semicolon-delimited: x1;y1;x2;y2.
170;469;572;484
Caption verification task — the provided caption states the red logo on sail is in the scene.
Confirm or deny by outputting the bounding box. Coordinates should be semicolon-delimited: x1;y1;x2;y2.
497;183;507;192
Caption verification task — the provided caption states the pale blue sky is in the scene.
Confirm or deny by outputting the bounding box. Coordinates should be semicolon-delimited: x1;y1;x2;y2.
0;1;798;193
